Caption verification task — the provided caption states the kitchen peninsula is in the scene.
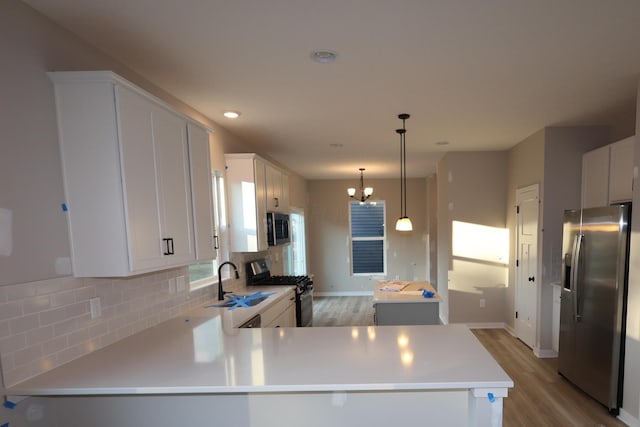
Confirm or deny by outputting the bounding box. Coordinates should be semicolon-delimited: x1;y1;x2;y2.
7;289;512;427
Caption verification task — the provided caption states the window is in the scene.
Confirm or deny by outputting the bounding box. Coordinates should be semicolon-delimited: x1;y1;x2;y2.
349;201;386;275
284;208;307;275
189;171;229;289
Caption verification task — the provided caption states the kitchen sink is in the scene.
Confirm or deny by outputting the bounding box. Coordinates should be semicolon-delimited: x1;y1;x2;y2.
219;294;270;307
207;292;273;309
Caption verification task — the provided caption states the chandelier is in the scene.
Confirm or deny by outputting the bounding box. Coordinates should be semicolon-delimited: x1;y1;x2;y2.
347;168;373;202
395;114;413;231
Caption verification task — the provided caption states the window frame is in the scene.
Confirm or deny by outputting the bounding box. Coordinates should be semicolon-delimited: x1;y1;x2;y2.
349;200;387;276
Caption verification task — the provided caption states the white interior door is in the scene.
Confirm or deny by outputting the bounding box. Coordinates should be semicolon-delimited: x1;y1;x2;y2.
515;184;539;349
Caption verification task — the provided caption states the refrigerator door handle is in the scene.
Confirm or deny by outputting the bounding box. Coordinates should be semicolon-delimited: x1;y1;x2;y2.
571;233;583;322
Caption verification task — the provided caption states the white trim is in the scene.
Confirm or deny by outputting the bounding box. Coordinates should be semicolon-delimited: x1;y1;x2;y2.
618;408;640;427
464;322;506;329
504;324;516;336
533;348;558;358
315;291;374;297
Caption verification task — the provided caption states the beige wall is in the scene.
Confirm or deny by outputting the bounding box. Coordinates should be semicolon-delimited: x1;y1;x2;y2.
437;152;509;325
505;127;610;350
307;178;426;294
505;130;545;333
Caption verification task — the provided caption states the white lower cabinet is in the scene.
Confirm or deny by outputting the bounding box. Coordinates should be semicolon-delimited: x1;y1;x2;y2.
261;289;296;328
50;71;206;277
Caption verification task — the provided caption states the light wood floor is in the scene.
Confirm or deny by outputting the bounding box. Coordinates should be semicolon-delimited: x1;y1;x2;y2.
313;296;626;427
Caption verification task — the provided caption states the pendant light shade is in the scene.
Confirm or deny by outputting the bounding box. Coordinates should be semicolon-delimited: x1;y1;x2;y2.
395;114;413;232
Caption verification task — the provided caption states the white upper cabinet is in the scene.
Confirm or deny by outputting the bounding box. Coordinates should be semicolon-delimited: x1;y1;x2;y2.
49;71;209;276
265;162;289;213
224;153;269;252
225;153;289;252
582;136;635;209
188;123;217;262
582;145;610;209
608;136;635;204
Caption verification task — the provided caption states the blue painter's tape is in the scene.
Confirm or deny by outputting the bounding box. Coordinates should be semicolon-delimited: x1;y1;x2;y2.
61;203;68;212
422;290;435;298
3;400;16;409
487;392;495;403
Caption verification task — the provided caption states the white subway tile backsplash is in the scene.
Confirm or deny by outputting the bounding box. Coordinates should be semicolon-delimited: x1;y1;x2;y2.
39;306;68;325
0;333;26;354
0;265;221;388
65;301;89;318
35;276;79;296
67;328;89;347
50;290;75;308
42;336;67;355
9;313;40;334
13;343;43;367
0;301;23;321
22;295;51;314
26;325;54;346
7;283;37;301
0;320;9;338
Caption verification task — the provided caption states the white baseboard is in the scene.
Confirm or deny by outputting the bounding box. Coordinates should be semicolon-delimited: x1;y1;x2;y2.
464;322;506;329
619;408;640;427
315;291;374;297
534;347;558;358
504;324;516;336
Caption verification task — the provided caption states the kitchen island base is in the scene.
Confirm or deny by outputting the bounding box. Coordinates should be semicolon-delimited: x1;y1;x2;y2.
30;388;505;427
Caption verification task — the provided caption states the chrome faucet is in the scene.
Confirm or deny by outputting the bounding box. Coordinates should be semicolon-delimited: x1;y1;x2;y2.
218;261;239;301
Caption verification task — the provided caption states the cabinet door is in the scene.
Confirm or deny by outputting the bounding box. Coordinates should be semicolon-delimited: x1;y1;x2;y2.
254;158;269;251
152;106;195;266
265;163;280;211
581;145;610;209
116;85;165;272
188;123;216;261
609;136;635;203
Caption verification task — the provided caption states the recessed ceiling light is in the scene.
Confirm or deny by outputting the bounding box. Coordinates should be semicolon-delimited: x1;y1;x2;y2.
223;111;240;119
311;50;337;64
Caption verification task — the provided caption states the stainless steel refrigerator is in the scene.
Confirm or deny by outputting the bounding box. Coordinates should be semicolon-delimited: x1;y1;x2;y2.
559;204;630;414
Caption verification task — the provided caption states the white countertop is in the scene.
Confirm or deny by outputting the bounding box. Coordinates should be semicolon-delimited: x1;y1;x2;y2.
8;291;511;397
373;280;441;304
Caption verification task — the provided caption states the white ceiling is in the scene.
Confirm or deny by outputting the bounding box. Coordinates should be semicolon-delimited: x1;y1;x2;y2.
23;0;640;179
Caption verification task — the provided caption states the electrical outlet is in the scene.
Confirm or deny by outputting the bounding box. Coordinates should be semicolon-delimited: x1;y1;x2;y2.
90;297;102;319
479;298;486;308
168;278;177;294
176;275;186;292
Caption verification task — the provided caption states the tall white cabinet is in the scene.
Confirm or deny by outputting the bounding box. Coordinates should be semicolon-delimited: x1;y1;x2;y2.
50;71;211;277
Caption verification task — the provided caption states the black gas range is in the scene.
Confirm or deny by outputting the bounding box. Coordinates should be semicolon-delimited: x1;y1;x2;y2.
246;259;313;327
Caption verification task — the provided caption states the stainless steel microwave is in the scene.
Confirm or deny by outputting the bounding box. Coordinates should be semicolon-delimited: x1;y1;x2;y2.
267;212;290;246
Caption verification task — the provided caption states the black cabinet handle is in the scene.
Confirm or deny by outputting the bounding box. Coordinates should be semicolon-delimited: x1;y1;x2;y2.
528;276;535;282
213;234;219;250
274;197;279;208
163;238;174;255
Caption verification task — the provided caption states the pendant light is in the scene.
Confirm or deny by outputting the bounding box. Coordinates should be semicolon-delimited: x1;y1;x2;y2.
347;168;373;202
395;114;413;231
